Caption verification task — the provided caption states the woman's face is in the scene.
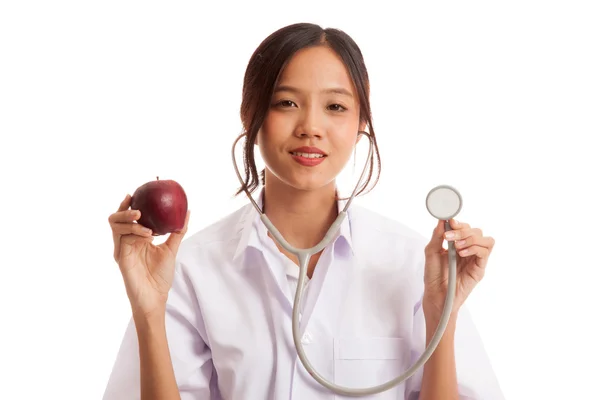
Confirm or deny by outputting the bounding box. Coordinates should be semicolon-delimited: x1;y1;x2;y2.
257;45;363;192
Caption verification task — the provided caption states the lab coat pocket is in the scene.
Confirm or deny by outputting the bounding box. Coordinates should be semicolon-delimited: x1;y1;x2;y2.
333;336;409;399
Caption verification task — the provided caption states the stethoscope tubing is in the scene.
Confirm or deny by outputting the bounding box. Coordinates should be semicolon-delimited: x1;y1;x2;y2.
232;132;457;396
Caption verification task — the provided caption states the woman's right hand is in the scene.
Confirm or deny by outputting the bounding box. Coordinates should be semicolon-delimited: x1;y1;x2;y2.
108;194;190;319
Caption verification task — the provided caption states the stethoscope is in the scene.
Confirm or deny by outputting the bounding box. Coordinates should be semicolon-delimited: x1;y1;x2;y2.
232;131;462;397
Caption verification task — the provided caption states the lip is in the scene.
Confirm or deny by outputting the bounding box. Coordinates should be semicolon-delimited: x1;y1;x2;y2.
289;146;327;155
290;153;326;166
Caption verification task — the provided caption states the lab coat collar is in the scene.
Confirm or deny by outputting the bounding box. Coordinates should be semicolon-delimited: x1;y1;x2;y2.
232;187;354;261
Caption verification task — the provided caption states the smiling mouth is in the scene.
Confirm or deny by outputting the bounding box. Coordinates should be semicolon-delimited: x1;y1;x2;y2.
289;152;326;158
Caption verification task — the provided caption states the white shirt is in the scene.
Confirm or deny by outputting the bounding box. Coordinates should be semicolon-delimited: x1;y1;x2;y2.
103;190;504;400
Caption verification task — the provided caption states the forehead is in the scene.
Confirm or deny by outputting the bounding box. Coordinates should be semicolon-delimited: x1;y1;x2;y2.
277;46;354;91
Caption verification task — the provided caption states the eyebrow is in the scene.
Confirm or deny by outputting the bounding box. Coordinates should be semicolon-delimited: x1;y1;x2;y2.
273;85;354;98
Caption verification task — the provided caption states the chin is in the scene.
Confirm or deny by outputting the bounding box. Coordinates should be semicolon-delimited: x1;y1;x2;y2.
284;174;336;192
266;162;339;192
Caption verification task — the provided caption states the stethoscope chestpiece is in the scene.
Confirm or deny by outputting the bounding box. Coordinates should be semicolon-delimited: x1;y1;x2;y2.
426;184;463;220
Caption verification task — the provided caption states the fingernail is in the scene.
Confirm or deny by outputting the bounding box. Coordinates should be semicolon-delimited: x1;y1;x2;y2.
445;232;455;240
456;240;466;246
143;228;152;234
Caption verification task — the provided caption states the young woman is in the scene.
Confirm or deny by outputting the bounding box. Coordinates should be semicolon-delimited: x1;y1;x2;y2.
104;23;503;400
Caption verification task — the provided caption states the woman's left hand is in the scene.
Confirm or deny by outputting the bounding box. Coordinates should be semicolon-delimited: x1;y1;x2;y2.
422;219;495;320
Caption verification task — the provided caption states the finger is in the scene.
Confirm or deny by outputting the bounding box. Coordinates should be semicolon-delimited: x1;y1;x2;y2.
445;227;482;242
112;221;153;237
111;195;133;262
165;210;191;254
109;209;141;225
457;245;490;261
117;194;131;212
449;218;470;230
425;219;446;255
445;219;471;241
454;235;495;250
488;236;496;252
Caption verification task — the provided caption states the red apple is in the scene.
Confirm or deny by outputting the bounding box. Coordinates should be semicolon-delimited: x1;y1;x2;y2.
130;177;188;236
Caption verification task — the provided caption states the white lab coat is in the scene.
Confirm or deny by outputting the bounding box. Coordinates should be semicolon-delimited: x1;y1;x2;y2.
103;190;504;400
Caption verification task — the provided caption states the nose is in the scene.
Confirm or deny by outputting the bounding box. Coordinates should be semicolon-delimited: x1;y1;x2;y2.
294;106;324;139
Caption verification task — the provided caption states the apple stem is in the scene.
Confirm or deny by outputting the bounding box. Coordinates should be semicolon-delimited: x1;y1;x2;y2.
156;176;159;181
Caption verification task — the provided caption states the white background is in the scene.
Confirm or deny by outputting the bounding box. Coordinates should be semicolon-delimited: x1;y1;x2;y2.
1;1;599;399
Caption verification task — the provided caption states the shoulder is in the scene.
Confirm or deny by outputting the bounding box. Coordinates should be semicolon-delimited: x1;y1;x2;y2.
348;204;429;248
175;203;250;266
347;204;430;276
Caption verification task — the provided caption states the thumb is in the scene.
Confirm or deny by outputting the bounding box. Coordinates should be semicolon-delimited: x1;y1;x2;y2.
425;219;446;255
165;210;191;254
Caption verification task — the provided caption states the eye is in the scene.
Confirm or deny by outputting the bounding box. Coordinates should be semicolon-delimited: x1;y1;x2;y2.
276;100;297;108
328;104;347;112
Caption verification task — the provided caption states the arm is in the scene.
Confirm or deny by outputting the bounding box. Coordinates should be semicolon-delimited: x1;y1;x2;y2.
404;229;503;400
135;311;181;400
104;263;214;400
405;301;504;400
413;218;502;399
418;313;460;400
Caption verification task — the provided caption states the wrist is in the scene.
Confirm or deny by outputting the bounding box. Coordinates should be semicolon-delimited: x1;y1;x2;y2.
425;310;458;341
422;290;462;318
132;307;167;332
422;298;458;331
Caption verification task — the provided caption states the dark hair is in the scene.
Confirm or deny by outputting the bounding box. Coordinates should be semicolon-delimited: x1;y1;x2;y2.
235;22;381;199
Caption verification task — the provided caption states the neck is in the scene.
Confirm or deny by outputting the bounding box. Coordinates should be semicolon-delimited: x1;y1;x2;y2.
262;176;338;249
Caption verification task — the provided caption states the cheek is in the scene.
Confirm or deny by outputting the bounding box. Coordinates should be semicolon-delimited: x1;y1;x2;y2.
340;142;357;165
259;113;295;152
332;136;360;169
256;119;283;165
332;128;360;153
332;114;360;139
256;115;276;147
262;112;292;136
